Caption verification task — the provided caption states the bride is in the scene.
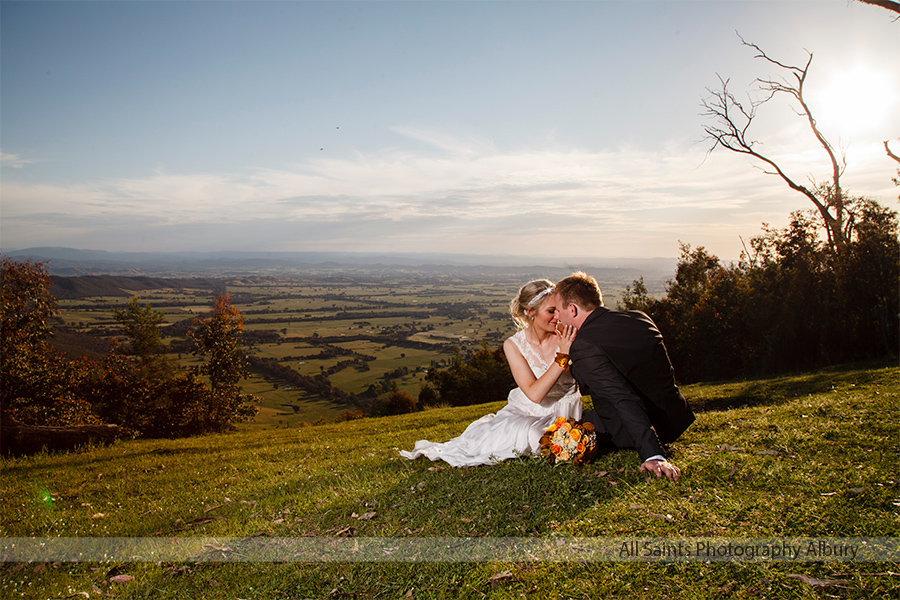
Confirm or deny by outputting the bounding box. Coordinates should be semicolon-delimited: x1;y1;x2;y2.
400;279;582;467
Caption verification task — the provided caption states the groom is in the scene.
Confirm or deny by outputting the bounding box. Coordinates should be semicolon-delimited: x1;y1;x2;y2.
554;272;694;481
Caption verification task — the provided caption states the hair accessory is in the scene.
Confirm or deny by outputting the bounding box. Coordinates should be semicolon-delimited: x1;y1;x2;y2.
527;286;555;307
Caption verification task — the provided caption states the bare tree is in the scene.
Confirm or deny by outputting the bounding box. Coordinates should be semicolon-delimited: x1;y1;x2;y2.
702;36;852;252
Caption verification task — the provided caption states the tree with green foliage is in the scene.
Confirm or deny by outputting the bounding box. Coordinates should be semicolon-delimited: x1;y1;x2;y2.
621;203;898;383
89;297;182;435
416;381;440;408
425;343;514;407
619;277;655;315
834;199;900;359
113;297;174;380
622;244;755;382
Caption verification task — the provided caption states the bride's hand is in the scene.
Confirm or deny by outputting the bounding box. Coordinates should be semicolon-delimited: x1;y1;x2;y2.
556;324;576;354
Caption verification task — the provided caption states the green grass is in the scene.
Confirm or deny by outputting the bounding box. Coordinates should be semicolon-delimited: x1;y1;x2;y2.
2;362;898;598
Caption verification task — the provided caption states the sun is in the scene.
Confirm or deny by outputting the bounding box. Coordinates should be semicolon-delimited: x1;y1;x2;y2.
811;65;898;138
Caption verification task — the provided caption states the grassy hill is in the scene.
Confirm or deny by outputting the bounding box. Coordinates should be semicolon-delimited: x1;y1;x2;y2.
50;275;220;299
1;361;897;598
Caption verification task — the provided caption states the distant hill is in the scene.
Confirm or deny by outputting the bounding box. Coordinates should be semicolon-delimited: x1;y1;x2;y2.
50;275;221;299
4;247;678;283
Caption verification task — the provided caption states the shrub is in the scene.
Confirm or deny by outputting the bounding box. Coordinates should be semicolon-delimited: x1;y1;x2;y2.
424;345;514;407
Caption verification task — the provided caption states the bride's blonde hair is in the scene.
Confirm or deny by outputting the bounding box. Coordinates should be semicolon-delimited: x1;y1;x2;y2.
509;279;555;330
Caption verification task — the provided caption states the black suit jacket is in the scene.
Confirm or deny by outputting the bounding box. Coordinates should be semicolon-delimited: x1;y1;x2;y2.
569;307;694;461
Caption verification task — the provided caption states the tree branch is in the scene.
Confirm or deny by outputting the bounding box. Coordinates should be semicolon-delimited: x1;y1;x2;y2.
701;36;849;250
886;141;900;164
855;0;900;17
746;42;845;194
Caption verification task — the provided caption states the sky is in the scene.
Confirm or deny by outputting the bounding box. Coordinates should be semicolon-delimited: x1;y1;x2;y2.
1;0;898;262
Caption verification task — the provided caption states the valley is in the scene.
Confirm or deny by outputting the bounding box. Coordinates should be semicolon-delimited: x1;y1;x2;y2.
47;267;665;428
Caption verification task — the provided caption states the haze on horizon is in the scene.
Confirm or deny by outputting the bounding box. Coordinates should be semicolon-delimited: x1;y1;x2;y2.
1;1;898;262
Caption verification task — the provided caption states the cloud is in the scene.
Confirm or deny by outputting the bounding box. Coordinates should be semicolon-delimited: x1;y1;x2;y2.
1;152;34;169
1;130;894;258
391;125;496;157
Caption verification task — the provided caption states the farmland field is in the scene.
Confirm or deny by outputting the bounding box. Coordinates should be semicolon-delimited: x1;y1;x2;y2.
49;271;648;427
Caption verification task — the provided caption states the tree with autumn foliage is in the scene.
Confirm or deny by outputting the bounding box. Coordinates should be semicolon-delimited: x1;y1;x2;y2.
1;257;98;425
1;257;55;406
188;293;259;427
93;293;257;436
2;258;258;440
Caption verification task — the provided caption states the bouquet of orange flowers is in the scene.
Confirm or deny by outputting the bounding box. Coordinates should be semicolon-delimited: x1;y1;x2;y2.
539;416;597;465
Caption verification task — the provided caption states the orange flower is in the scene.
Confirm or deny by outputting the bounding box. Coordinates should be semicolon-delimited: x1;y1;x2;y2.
540;419;599;464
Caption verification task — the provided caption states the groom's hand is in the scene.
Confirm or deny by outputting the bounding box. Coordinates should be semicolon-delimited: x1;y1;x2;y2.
640;458;681;481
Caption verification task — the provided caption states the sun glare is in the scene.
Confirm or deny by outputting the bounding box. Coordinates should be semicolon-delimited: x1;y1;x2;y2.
812;65;898;138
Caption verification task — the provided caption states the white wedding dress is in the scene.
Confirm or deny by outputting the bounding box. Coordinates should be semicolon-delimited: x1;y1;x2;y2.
400;329;582;467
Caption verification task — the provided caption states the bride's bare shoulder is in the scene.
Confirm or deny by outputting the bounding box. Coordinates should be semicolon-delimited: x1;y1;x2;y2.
504;331;528;358
503;333;520;350
504;329;525;344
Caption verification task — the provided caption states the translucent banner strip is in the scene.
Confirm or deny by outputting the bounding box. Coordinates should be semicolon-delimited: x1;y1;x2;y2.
2;537;897;563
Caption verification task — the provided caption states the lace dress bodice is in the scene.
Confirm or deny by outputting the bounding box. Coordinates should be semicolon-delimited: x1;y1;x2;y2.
506;329;579;414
